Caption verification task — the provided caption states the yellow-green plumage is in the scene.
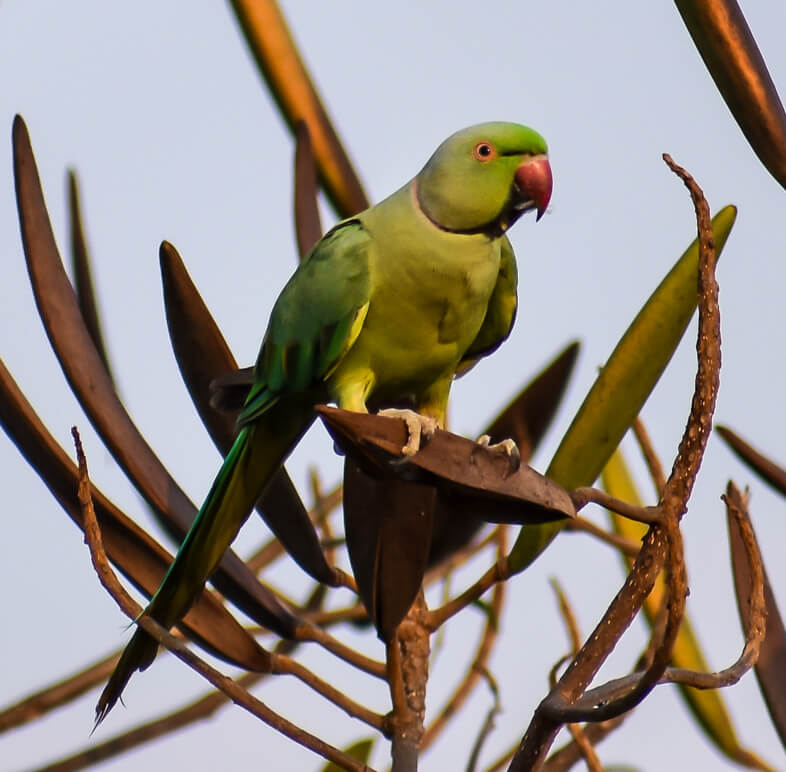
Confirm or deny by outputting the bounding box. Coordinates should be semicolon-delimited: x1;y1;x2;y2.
328;184;506;419
96;122;551;721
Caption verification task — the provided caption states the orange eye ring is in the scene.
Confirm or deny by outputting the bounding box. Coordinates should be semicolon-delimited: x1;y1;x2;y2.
473;141;496;161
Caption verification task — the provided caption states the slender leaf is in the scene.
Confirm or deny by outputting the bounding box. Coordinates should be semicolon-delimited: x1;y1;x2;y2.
728;490;786;753
319;739;375;772
229;0;368;217
0;357;270;671
676;0;786;190
12;115;297;637
160;240;337;586
294;120;323;259
67;169;114;381
716;425;786;497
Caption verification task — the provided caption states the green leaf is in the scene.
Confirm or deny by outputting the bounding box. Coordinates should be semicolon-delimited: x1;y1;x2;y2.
507;205;737;573
319;738;374;771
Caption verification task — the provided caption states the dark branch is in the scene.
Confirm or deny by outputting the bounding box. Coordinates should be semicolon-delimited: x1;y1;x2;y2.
73;427;374;772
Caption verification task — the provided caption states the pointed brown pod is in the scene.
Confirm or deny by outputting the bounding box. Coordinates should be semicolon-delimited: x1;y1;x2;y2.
0;357;270;671
229;0;369;217
293;120;323;259
727;485;786;750
67;169;115;381
159;240;339;586
429;341;579;565
12;115;296;637
676;0;786;189
343;459;436;641
716;425;786;497
329;346;578;638
319;406;575;524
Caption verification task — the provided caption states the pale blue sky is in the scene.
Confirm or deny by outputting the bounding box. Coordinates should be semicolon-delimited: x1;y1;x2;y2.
2;2;786;770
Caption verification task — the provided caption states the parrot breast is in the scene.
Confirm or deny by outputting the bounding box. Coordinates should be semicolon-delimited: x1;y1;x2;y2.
326;182;503;407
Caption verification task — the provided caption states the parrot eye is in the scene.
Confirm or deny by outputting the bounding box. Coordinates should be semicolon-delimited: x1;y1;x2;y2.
473;142;496;161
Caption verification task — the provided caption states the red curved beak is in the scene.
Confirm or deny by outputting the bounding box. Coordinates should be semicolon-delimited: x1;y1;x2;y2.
515;156;552;221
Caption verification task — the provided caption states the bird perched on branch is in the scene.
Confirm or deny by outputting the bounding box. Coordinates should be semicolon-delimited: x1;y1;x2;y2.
96;121;552;722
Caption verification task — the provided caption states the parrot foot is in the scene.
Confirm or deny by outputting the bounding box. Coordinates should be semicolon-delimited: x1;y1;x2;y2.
477;434;521;472
378;408;439;458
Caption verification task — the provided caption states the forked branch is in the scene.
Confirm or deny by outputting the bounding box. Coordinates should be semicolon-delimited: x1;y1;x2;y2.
509;153;722;769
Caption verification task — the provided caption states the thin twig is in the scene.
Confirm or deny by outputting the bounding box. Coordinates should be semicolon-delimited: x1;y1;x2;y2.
38;589;333;772
541;514;686;722
302;604;369;626
550;581;605;771
424;528;498;583
426;557;509;630
72;427;373;772
0;651;119;733
562;518;641;557
32;673;263;772
547;655;572;690
551;579;581;656
421;527;508;750
539;152;720;725
571;487;663;524
294;623;386;679
660;153;721;510
271;653;385;730
481;742;517;772
541;717;627;772
566;723;605;772
245;484;343;574
465;668;502;772
632;417;666;496
578;483;765;702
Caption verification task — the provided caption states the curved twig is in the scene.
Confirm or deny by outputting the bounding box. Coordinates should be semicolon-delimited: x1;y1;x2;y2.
421;527;507;750
632;417;666;496
562;517;641;557
509;153;722;768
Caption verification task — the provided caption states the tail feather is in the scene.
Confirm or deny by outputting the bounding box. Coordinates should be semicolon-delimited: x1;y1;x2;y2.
96;402;311;725
95;626;157;725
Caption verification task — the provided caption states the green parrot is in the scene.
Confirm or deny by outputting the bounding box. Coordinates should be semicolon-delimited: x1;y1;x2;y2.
96;121;552;722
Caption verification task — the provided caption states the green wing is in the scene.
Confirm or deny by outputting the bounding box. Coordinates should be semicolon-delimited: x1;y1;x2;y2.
239;219;372;425
456;235;518;377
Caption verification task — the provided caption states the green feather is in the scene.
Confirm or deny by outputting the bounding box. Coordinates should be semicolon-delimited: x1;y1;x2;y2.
97;122;550;722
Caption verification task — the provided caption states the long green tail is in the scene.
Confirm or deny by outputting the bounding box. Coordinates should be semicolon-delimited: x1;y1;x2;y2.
96;400;312;724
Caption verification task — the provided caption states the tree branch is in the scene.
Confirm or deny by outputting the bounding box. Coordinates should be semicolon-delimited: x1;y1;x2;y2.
509;153;722;768
73;427;374;772
421;527;507;750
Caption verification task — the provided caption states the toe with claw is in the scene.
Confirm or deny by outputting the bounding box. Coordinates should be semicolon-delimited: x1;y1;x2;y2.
477;434;522;472
378;408;440;458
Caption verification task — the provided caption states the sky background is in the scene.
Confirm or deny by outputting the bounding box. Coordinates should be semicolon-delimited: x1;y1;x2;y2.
2;2;786;770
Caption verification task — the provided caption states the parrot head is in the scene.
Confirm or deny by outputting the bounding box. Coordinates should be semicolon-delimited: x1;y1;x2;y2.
415;122;552;235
